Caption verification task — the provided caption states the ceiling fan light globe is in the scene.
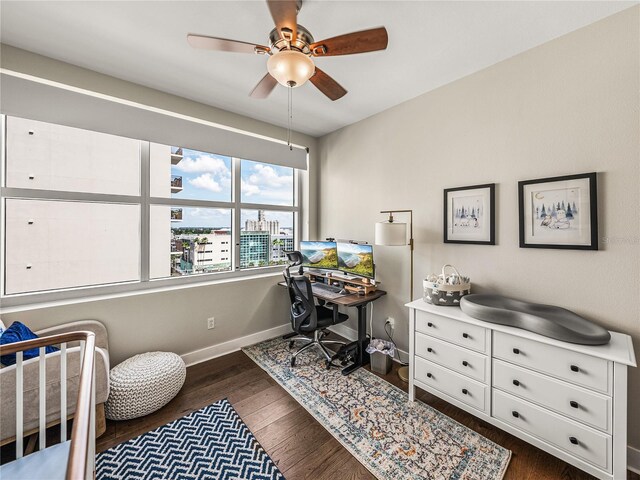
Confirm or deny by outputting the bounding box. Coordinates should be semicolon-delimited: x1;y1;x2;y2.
267;50;315;88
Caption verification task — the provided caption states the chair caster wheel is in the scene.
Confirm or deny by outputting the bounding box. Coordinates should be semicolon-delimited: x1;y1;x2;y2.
290;357;296;367
288;341;295;350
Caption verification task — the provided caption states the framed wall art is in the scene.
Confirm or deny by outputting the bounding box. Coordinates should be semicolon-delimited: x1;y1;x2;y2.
444;183;495;245
518;172;598;250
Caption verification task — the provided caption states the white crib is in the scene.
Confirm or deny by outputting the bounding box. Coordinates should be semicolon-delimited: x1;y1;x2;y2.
0;331;96;480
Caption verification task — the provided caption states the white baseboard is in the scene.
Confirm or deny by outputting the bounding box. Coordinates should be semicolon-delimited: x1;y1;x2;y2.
181;323;292;367
629;446;640;474
327;324;409;364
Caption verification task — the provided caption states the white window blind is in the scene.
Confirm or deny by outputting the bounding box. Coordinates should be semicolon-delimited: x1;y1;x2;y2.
0;71;308;170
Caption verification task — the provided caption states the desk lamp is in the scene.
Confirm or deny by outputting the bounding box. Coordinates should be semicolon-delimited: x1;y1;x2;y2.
374;210;414;382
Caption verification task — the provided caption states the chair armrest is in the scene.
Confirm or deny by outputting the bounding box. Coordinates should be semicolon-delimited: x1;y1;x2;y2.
36;320;109;352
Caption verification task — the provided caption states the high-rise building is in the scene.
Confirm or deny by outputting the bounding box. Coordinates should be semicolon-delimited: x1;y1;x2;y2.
178;231;231;274
271;234;294;262
245;210;279;235
240;231;270;267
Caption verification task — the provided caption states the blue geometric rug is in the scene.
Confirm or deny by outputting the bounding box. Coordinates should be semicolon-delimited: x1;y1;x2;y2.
96;399;284;480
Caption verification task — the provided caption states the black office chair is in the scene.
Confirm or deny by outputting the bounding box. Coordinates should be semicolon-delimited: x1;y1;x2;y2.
283;251;348;367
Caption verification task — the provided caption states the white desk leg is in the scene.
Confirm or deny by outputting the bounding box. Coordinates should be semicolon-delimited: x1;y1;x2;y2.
408;308;416;403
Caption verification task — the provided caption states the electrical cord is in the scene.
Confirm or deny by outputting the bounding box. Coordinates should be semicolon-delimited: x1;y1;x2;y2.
384;321;409;366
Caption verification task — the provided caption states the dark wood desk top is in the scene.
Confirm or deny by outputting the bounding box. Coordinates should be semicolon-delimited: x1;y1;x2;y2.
277;280;386;307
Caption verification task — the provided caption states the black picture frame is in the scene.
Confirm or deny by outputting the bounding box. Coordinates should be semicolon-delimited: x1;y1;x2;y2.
443;183;496;245
518;172;598;250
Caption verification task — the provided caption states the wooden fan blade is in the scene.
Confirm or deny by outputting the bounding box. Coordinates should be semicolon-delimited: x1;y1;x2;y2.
250;73;278;99
267;0;298;41
309;67;347;101
310;27;388;57
187;34;270;54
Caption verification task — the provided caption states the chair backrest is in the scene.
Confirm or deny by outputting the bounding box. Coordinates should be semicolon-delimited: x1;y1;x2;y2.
288;275;318;333
284;273;317;333
282;250;317;333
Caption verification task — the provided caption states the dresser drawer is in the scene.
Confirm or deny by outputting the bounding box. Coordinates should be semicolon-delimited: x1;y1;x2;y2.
415;332;488;383
415;356;487;413
415;310;487;353
493;331;611;394
493;390;611;471
493;359;611;433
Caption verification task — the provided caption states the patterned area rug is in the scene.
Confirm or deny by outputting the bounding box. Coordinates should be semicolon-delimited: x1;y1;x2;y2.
96;399;284;480
243;338;511;480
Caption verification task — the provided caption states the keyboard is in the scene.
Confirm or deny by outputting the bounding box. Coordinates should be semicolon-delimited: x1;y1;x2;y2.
312;283;348;299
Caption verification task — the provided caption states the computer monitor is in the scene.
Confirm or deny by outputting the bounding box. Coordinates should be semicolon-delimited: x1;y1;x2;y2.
299;241;339;270
337;242;375;279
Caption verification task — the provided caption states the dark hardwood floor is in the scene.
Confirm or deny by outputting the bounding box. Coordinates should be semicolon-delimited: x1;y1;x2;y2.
97;337;640;480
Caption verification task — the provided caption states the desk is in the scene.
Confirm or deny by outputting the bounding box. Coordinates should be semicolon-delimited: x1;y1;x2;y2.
278;280;386;375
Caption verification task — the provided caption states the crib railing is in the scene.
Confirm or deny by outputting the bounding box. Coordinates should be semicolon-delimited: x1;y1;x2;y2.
0;331;96;480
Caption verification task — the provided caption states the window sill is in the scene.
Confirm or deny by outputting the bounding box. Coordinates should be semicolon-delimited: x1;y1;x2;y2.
0;268;284;314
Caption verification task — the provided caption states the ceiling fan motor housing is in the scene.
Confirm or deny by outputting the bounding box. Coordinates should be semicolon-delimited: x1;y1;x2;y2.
269;24;314;54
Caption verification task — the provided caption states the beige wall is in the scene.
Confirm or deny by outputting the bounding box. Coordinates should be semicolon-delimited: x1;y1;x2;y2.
1;277;289;367
318;7;640;447
0;45;317;365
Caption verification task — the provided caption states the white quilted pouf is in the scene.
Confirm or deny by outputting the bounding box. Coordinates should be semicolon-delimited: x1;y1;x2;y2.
105;351;186;421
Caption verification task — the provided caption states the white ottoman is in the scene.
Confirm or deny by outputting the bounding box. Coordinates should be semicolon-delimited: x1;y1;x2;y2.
105;351;186;421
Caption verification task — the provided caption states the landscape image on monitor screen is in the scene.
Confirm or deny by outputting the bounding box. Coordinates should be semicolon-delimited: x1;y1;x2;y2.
300;241;338;269
337;243;374;278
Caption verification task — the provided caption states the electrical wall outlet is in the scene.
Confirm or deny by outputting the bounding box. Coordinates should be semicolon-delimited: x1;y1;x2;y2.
207;317;215;330
385;317;395;330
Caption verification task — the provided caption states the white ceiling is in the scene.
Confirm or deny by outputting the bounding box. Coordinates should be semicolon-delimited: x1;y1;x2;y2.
0;1;635;137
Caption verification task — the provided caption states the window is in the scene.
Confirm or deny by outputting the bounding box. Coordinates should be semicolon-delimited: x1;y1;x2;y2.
1;116;300;301
2;117;142;295
240;210;294;268
241;159;294;206
149;206;233;279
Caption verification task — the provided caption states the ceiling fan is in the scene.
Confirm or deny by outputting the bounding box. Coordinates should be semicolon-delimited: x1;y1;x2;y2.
187;0;388;101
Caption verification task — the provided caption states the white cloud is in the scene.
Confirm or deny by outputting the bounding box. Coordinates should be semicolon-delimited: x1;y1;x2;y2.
189;207;229;219
241;180;261;197
247;164;292;188
242;164;293;202
175;155;231;177
189;173;222;192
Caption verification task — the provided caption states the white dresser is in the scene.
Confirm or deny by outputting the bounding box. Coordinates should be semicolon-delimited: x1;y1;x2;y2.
406;300;636;480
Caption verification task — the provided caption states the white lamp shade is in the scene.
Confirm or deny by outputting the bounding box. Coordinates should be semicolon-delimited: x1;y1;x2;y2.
375;222;408;246
267;50;315;88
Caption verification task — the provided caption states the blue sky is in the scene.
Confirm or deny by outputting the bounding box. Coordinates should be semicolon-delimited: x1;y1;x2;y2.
170;149;294;229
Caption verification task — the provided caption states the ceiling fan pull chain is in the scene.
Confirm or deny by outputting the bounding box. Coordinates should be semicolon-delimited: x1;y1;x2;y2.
287;86;293;150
